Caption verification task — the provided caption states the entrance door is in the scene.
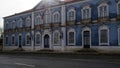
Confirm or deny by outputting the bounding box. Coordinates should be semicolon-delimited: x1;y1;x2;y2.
19;35;22;48
44;35;49;48
83;31;90;48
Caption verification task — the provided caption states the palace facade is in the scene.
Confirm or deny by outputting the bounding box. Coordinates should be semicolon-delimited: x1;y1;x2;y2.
3;0;120;52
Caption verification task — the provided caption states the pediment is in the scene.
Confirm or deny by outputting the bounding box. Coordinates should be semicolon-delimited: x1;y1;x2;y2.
33;0;62;10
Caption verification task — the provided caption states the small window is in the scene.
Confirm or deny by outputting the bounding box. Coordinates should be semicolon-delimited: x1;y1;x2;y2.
53;31;60;45
35;33;41;45
53;12;60;23
35;16;41;25
5;23;8;29
19;19;23;28
67;9;76;21
82;6;91;19
26;17;31;27
98;3;109;18
12;21;15;29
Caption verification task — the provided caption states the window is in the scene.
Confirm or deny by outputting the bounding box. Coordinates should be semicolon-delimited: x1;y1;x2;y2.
19;18;23;28
99;26;109;45
67;9;76;21
82;6;91;19
53;31;60;45
26;17;31;27
35;15;41;25
68;29;76;45
35;33;41;45
12;35;15;45
5;22;8;29
53;12;60;23
26;34;31;45
45;10;50;24
98;3;109;18
117;2;120;15
12;21;15;29
5;36;8;45
118;28;120;45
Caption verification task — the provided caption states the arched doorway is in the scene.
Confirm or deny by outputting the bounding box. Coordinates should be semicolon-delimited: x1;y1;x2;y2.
83;31;90;48
44;34;50;48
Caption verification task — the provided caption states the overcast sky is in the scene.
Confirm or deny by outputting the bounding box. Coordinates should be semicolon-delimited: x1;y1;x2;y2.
0;0;41;28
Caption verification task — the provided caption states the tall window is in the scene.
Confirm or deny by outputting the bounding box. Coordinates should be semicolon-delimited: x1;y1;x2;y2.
67;9;76;21
82;6;91;19
26;34;31;45
12;35;15;45
45;10;50;24
68;29;75;45
117;2;120;15
35;33;41;45
53;12;60;23
26;17;31;27
12;21;15;29
54;31;60;45
98;3;109;18
5;22;8;29
99;26;109;45
35;15;41;25
19;18;23;28
6;36;8;45
118;28;120;45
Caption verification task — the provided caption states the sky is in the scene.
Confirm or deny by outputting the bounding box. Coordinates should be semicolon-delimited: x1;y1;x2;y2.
0;0;41;28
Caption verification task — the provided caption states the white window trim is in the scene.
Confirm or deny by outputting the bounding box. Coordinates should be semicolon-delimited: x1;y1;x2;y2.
118;28;120;45
35;32;41;45
82;27;91;48
67;8;76;21
99;25;109;46
67;29;76;46
117;1;120;15
26;33;31;45
12;34;15;45
98;3;109;17
53;30;60;45
53;11;60;23
81;6;91;19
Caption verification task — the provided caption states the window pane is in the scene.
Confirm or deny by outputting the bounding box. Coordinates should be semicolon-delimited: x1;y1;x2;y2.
54;32;59;45
100;30;108;43
6;37;8;45
12;36;14;45
36;34;40;44
69;32;75;44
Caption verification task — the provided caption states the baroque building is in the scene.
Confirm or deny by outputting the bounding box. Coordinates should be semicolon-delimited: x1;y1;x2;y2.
3;0;120;52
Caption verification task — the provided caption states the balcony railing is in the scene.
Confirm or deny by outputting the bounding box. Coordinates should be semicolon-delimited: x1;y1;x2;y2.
43;23;51;29
67;20;76;26
98;16;109;22
81;18;91;24
52;22;60;27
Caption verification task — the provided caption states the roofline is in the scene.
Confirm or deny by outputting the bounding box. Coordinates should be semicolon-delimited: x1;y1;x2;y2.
4;0;85;19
